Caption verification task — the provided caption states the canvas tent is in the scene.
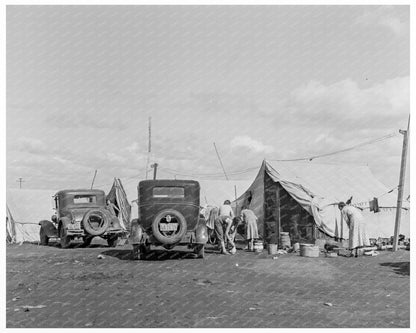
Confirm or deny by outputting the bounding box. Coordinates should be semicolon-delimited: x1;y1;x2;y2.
234;160;410;244
106;178;130;230
6;188;56;243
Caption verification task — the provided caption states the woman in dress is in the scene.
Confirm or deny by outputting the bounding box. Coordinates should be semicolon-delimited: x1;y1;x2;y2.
240;208;259;251
338;201;370;257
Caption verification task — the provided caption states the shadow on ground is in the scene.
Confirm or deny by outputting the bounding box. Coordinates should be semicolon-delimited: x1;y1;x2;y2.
102;248;203;261
379;261;410;276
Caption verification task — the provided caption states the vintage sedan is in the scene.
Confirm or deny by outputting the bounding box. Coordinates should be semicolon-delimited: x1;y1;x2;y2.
130;180;208;259
39;189;124;248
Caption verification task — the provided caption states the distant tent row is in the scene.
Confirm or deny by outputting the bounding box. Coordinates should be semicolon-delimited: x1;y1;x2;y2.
233;160;410;244
6;161;409;244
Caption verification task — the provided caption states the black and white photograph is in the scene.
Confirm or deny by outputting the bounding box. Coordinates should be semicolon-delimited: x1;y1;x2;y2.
4;1;413;329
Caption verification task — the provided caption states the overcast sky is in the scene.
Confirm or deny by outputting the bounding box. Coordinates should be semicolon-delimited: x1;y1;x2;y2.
6;5;410;193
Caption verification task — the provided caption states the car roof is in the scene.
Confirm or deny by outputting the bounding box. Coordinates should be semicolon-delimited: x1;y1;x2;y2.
138;179;200;187
55;189;105;196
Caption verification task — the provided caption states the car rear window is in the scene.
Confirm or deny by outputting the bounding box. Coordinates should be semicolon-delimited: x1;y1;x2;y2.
73;195;97;204
152;187;185;198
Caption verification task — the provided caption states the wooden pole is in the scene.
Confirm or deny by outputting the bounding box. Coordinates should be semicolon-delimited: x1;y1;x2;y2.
17;177;25;189
234;185;238;216
90;170;97;189
392;116;409;251
213;142;229;180
276;183;281;247
151;163;158;180
146;117;152;179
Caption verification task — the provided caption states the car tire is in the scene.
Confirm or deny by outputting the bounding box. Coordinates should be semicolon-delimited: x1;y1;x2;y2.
82;209;110;236
107;236;119;248
59;226;71;249
194;244;205;259
152;209;187;245
39;226;49;246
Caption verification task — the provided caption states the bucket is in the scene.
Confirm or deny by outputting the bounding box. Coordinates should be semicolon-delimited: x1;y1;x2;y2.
280;232;291;248
300;243;320;257
253;240;263;253
267;243;278;255
293;242;300;252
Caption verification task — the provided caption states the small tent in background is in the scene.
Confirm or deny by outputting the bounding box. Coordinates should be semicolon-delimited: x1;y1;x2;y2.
6;188;56;243
106;178;131;231
234;160;410;244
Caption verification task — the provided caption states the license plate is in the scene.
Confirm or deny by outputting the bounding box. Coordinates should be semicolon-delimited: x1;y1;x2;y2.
160;223;178;231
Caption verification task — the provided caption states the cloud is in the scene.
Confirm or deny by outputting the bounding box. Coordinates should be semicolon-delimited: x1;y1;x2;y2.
355;6;408;37
289;76;409;131
230;136;274;154
16;137;49;155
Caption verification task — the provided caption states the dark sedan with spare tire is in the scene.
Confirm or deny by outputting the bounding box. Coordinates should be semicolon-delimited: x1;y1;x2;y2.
130;179;208;259
38;189;124;248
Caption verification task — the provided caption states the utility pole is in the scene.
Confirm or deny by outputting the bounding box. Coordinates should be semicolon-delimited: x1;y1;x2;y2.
393;116;410;251
90;170;98;189
151;163;158;180
146;117;152;180
213;142;229;180
16;177;25;189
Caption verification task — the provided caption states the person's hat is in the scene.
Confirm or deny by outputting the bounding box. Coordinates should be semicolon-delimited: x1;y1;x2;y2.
338;202;346;209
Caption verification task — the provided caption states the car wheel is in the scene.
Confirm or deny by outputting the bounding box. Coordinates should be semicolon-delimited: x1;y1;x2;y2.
107;236;119;248
82;209;110;236
194;244;205;259
59;227;71;249
39;227;49;246
152;209;187;245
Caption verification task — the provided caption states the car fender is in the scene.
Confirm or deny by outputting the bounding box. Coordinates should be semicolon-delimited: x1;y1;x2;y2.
130;219;145;244
59;216;72;232
39;220;58;238
195;218;208;244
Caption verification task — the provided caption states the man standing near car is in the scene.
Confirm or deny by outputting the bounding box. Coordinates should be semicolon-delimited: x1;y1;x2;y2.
215;200;235;254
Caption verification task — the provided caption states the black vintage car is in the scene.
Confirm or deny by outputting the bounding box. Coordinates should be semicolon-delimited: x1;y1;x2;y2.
38;189;124;248
130;180;208;259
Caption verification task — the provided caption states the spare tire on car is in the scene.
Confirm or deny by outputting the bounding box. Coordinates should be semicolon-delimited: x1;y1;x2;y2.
151;209;187;245
82;209;110;236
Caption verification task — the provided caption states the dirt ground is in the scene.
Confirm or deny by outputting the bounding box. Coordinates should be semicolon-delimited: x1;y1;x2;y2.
6;239;410;328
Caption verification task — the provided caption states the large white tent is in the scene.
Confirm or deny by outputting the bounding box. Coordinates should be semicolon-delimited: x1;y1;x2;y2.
6;188;57;243
234;160;410;242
